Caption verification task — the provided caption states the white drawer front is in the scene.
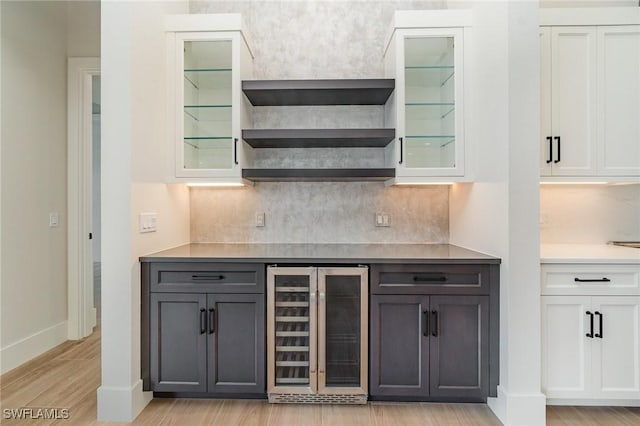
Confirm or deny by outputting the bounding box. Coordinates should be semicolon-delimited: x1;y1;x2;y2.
541;264;640;296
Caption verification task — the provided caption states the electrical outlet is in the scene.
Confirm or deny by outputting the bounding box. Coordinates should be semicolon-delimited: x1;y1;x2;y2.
256;212;265;227
375;212;390;227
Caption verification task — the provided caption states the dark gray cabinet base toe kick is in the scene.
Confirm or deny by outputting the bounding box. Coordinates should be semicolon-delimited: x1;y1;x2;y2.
369;263;500;403
141;262;266;398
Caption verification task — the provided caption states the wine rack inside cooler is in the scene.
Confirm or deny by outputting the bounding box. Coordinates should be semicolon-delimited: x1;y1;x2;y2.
274;274;311;386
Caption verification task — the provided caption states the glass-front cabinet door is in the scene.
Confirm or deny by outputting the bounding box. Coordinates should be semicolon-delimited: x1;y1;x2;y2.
182;37;233;171
170;30;253;181
388;28;465;179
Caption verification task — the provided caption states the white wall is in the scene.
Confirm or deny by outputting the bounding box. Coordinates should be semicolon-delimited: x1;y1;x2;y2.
541;184;640;243
67;0;100;57
97;0;189;422
450;1;545;424
0;1;69;374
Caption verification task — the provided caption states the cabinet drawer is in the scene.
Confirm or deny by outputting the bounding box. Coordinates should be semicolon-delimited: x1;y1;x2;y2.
149;263;265;293
541;264;639;296
371;264;490;295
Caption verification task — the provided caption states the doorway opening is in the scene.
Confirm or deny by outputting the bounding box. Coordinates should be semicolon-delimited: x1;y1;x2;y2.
67;58;100;340
92;75;101;325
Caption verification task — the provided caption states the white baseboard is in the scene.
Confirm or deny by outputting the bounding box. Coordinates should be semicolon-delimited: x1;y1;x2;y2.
0;321;68;375
547;398;640;407
488;385;547;426
97;379;152;422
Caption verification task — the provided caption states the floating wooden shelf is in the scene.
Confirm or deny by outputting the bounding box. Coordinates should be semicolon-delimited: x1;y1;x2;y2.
242;168;396;182
242;79;395;106
242;128;395;148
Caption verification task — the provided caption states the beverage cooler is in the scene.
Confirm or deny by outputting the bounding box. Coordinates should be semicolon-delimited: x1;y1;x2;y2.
266;266;368;404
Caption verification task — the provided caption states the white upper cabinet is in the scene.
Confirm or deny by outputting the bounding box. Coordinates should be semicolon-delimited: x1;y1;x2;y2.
540;19;640;180
384;11;470;183
597;26;640;176
166;15;254;184
541;27;598;177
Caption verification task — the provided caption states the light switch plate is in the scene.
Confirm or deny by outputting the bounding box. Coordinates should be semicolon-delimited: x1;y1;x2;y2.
139;212;157;233
256;212;265;227
49;212;59;228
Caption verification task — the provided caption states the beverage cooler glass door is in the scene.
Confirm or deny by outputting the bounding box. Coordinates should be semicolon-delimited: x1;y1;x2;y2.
318;267;368;395
267;267;317;395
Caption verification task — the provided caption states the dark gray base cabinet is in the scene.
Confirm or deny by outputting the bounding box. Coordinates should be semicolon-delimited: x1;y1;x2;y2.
142;262;266;397
369;264;499;402
150;293;265;394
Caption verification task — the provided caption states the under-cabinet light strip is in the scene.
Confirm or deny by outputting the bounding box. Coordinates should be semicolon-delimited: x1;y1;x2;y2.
186;182;244;187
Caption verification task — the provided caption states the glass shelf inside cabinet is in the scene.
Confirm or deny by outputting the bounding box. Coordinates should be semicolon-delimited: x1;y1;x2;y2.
184;68;232;90
183;138;232;169
405;66;454;88
184;105;232;122
405;103;455;120
404;136;456;168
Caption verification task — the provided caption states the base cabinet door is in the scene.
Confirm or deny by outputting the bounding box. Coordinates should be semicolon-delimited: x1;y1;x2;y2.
370;294;489;400
207;293;265;394
592;296;640;400
370;295;429;397
429;295;489;399
150;293;208;392
541;296;592;399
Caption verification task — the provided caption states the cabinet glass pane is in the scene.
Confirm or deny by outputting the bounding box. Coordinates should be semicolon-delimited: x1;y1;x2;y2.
274;275;311;386
404;37;456;169
183;40;232;170
325;275;361;387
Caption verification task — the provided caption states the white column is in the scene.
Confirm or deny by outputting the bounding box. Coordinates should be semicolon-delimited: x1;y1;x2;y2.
97;2;152;421
490;1;547;424
451;1;546;424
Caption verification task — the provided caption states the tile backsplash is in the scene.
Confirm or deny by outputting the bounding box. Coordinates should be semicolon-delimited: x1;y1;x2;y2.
190;184;449;243
540;185;640;244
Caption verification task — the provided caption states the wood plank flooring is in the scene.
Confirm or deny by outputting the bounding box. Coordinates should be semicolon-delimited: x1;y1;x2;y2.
1;329;639;425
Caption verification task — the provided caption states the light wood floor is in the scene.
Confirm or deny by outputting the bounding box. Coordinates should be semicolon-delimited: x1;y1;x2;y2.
1;329;639;425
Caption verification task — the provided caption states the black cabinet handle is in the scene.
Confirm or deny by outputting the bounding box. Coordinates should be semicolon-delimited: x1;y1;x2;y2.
199;309;206;334
233;138;239;165
423;310;430;337
546;136;553;164
431;310;439;337
574;277;610;283
191;275;225;281
595;311;603;339
414;276;447;282
208;308;215;334
399;137;403;164
586;311;594;338
554;136;561;163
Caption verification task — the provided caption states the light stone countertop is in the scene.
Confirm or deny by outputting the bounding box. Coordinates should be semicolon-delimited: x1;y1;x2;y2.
140;243;500;264
541;243;640;264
